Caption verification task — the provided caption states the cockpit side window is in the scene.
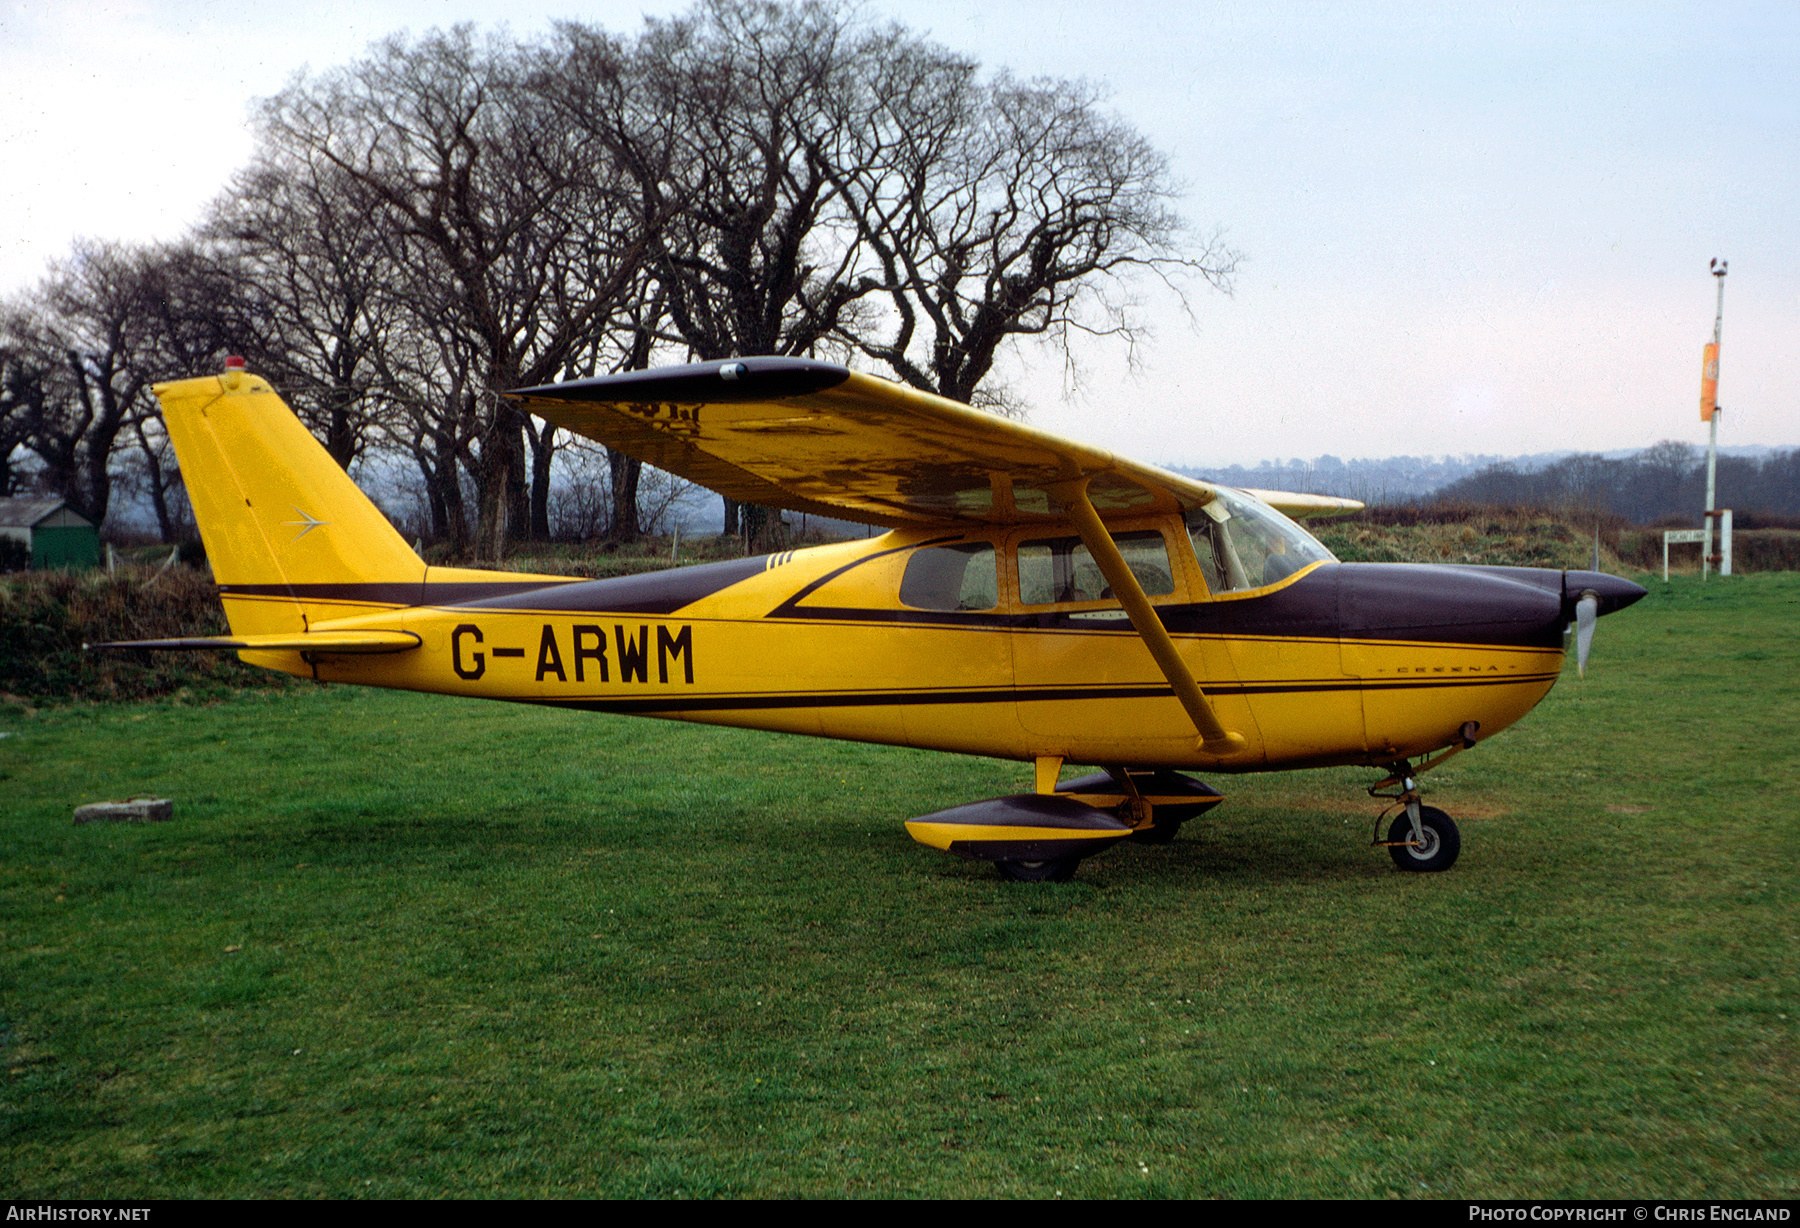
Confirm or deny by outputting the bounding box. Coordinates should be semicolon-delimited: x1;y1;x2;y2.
899;542;998;611
1185;488;1337;594
1016;531;1174;606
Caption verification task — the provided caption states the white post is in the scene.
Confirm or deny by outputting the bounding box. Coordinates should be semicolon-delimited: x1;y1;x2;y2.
1705;413;1719;516
1704;261;1726;580
1721;509;1733;576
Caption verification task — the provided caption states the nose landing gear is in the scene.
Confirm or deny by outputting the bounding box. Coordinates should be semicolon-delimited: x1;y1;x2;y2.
1369;728;1477;873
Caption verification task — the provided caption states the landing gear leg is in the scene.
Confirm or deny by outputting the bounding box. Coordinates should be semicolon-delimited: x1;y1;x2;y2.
1370;759;1462;872
1054;768;1227;847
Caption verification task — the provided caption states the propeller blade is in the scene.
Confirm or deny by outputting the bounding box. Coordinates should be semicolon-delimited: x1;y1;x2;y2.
1575;592;1598;677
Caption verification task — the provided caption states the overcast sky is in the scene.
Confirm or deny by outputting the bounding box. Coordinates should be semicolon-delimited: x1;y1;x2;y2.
1;0;1793;468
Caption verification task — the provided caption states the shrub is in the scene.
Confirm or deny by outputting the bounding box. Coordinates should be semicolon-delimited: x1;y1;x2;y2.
0;566;295;702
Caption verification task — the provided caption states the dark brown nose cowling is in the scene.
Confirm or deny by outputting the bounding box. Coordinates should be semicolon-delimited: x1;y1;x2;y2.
1336;563;1569;649
1346;564;1647;638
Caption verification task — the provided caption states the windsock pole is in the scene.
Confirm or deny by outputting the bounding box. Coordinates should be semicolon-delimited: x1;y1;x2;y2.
1701;260;1727;577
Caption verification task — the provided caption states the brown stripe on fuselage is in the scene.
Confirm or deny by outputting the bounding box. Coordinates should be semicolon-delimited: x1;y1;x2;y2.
526;670;1561;717
441;556;771;615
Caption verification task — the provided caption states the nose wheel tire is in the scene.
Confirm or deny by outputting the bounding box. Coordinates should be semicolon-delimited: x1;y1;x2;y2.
997;857;1080;883
1387;806;1460;872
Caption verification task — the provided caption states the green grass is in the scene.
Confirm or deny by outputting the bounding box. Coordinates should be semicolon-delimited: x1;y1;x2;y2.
2;573;1796;1197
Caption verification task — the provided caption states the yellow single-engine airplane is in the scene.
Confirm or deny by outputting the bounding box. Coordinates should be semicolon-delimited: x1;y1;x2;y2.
104;356;1645;881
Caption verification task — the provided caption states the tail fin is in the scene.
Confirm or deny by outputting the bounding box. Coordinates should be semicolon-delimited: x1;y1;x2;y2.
156;366;425;636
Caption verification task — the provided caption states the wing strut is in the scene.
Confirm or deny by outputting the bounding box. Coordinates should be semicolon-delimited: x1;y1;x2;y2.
1053;479;1248;756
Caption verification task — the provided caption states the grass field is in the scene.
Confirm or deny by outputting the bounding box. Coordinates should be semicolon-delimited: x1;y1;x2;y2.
3;572;1795;1198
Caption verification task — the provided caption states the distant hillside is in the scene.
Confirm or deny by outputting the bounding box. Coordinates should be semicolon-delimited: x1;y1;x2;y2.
1172;443;1799;521
1312;506;1800;576
1430;445;1800;522
1166;454;1501;503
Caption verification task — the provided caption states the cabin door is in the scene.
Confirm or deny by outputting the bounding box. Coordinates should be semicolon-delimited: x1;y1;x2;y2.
1006;516;1244;762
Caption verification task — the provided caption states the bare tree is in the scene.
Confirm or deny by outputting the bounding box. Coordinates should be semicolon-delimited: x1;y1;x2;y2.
384;310;483;553
829;64;1239;407
568;0;1236;420
256;26;658;559
6;6;1239;554
0;242;190;526
549;3;875;540
0;339;53;499
620;2;868;360
206;157;407;469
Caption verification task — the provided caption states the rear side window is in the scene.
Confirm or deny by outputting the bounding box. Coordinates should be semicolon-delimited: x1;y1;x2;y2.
1017;532;1174;606
899;542;998;611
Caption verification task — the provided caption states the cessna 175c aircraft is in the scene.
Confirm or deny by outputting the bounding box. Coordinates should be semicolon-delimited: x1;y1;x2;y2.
108;356;1645;881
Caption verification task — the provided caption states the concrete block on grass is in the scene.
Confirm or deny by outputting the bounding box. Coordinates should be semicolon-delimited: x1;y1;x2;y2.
73;797;173;825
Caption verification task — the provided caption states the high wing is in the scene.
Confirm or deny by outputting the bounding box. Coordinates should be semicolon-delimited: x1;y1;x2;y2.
510;358;1361;527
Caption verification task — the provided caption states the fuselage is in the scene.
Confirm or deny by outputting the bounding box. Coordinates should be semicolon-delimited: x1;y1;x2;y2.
249;516;1641;772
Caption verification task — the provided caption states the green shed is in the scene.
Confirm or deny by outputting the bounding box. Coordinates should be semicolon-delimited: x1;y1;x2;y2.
0;498;101;569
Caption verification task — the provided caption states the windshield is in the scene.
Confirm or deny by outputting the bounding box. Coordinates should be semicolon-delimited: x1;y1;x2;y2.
1185;488;1337;593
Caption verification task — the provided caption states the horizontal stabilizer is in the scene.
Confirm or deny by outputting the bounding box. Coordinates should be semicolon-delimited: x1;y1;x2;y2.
90;630;421;655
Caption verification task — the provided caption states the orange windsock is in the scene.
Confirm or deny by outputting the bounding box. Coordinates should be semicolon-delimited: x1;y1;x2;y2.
1700;341;1719;421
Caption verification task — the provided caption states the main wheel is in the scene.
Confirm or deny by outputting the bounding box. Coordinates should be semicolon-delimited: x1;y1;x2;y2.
1387;806;1461;872
1128;819;1183;845
996;857;1080;883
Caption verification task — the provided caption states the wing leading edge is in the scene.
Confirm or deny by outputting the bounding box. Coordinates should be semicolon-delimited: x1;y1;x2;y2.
509;358;1360;528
